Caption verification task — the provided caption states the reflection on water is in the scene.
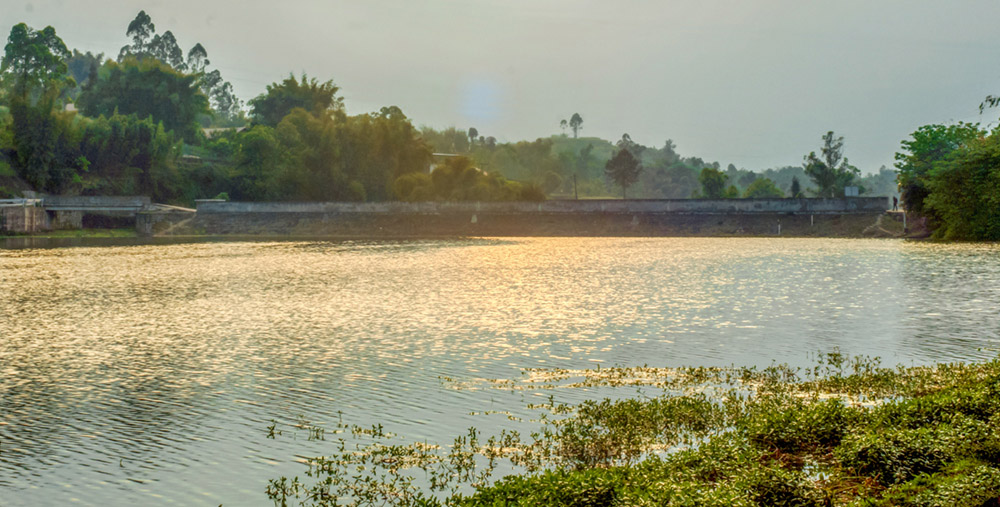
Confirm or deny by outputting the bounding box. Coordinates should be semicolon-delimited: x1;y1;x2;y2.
1;238;998;505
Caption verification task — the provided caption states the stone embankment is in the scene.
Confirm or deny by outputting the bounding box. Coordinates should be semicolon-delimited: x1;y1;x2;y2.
137;197;898;238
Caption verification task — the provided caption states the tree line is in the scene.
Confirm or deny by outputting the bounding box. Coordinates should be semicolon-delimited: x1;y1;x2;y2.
0;14;911;213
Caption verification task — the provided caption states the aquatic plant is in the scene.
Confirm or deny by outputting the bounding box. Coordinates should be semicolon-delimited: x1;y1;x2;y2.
267;351;1000;506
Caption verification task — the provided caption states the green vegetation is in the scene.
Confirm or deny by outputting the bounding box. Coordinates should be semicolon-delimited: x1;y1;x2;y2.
266;353;1000;506
0;15;904;210
77;57;209;141
393;156;543;202
803;131;861;198
893;122;994;240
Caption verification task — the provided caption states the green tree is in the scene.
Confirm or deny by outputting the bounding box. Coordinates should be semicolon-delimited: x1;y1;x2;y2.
393;155;542;202
923;133;1000;240
743;177;783;198
186;43;208;73
117;11;156;62
231;125;284;200
468;127;478;148
249;74;343;127
64;49;103;99
77;57;209;141
569;112;583;138
149;30;185;70
1;23;73;102
698;167;727;199
803;131;860;197
894;123;981;215
789;176;802;198
77;113;180;199
604;147;641;199
1;23;78;191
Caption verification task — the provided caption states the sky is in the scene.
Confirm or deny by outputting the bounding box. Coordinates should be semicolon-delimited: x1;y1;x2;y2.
5;0;1000;173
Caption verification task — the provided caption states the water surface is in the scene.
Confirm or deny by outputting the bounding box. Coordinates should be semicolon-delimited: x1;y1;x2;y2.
1;238;998;505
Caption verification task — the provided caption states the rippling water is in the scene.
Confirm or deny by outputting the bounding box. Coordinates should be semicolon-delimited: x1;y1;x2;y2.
1;237;999;505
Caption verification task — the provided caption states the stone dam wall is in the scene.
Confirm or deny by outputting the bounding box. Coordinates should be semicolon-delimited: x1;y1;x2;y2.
193;197;890;215
138;197;892;238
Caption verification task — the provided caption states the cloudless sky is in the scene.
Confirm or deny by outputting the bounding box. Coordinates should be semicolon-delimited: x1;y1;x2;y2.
5;0;1000;172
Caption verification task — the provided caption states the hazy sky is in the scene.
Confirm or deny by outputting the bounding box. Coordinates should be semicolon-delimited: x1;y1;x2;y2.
5;0;1000;172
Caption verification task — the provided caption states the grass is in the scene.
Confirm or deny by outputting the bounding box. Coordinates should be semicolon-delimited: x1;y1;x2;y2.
266;351;1000;506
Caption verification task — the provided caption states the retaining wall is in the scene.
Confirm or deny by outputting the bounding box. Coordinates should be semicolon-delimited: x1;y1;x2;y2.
195;197;890;215
1;205;50;233
142;197;891;237
42;195;150;211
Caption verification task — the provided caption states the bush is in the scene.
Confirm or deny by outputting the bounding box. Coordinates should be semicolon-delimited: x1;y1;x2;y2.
835;426;955;486
740;398;854;454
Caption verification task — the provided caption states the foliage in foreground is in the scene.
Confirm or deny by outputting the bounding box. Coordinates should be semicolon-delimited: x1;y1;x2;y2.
266;353;1000;506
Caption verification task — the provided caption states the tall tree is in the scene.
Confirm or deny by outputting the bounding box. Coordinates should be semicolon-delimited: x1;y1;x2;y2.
468;127;478;148
605;147;641;199
743;177;783;198
186;43;208;73
923;133;1000;240
1;23;73;102
77;57;209;141
790;176;802;198
569;112;583;138
803;131;860;197
118;11;155;61
895;123;981;215
149;30;185;71
698;167;727;199
1;23;77;190
249;73;342;127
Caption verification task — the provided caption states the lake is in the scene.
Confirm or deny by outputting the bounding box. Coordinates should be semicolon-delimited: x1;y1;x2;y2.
1;237;998;505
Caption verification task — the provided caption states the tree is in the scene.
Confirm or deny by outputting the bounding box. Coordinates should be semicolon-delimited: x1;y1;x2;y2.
393;155;543;202
790;176;802;198
118;11;156;61
698;167;727;199
803;131;860;197
467;127;478;148
201;69;242;125
559;119;567;133
2;23;73;102
895;123;981;215
149;30;185;71
616;133;645;157
249;73;342;126
923;133;1000;240
743;177;783;198
1;23;77;191
605;147;641;199
77;57;209;141
64;50;103;98
569;113;583;138
186;43;208;74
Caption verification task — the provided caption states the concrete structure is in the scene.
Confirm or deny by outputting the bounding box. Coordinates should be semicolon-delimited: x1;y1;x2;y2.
0;200;49;233
1;196;156;234
134;197;892;238
41;195;150;212
194;197;890;215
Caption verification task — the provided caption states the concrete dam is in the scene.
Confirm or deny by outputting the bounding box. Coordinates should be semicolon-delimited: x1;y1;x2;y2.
136;197;895;238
